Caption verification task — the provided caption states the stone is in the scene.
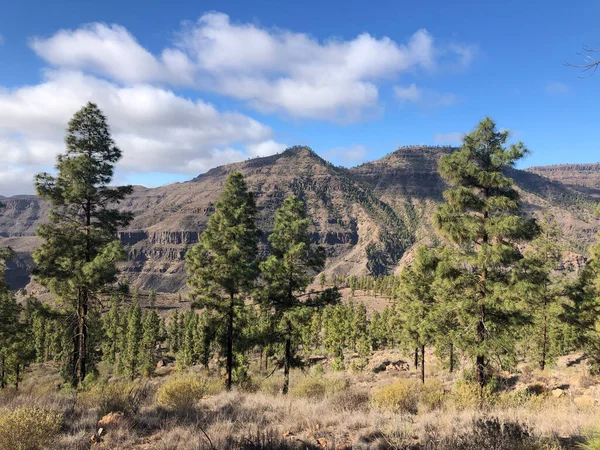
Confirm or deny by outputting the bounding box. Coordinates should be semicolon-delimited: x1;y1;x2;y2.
552;388;564;398
97;411;125;430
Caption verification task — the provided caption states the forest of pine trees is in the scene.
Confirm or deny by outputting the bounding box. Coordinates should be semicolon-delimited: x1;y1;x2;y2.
3;108;600;394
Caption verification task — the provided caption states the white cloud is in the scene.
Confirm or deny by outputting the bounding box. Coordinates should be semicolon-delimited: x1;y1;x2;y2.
324;145;368;165
30;13;475;121
0;70;286;194
545;81;571;96
246;140;287;157
394;83;459;110
433;132;463;145
31;24;195;85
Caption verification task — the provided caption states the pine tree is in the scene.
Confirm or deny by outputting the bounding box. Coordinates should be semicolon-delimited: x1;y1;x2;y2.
140;309;160;376
33;103;133;386
0;291;20;388
433;117;537;385
352;302;370;357
148;289;157;309
396;246;441;383
514;214;565;370
123;305;142;380
186;172;260;390
259;195;339;394
102;296;123;367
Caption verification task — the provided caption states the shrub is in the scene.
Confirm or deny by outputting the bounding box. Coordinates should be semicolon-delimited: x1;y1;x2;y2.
332;355;345;371
350;358;368;373
429;417;556;450
0;407;62;450
79;380;148;415
290;375;348;400
420;378;446;411
372;378;420;414
328;389;371;412
449;380;495;410
156;375;210;410
291;377;326;399
581;425;600;450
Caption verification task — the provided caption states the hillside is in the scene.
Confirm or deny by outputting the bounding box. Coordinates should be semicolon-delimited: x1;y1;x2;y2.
1;146;598;293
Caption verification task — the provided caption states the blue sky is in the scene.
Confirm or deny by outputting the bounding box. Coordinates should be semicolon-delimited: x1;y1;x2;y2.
0;0;599;194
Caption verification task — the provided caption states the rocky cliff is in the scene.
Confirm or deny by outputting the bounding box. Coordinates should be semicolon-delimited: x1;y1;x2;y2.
1;146;598;292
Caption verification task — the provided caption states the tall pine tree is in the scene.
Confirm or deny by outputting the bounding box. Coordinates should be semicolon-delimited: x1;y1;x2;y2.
396;245;441;383
33;103;133;386
186;172;260;390
259;195;339;394
433;117;537;385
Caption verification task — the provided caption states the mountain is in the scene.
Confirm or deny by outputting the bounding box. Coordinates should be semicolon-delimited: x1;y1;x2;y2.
1;146;598;293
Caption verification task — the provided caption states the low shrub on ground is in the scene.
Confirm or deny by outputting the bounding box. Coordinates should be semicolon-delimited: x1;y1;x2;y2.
156;375;216;410
290;375;348;399
0;407;63;450
328;388;371;412
79;379;149;415
420;377;446;411
372;378;420;414
426;417;560;450
581;425;600;450
449;380;496;410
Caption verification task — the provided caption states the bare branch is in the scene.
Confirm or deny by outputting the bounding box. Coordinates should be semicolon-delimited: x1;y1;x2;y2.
564;45;600;78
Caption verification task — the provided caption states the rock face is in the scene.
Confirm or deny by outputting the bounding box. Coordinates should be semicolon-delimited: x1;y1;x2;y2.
1;146;599;293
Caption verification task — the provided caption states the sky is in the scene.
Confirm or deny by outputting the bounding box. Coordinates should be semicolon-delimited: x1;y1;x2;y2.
0;0;599;195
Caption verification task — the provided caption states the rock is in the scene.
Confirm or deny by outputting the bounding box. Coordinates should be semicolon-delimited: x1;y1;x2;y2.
317;437;328;448
156;359;165;369
574;395;596;409
372;359;410;373
552;388;565;398
98;411;125;430
90;433;102;444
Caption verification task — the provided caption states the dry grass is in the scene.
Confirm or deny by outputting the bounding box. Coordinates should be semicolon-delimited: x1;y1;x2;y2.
1;354;599;449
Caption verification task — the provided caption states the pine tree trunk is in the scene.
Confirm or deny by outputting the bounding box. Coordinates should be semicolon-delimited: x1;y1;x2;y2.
414;347;419;369
421;344;425;384
0;355;4;389
476;304;486;386
282;319;292;395
225;294;234;391
259;348;263;373
449;342;454;374
540;313;548;371
75;289;88;387
14;363;19;390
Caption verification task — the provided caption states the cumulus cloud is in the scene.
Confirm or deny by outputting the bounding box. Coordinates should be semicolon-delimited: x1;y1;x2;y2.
433;132;463;145
1;13;476;194
394;83;459;110
30;12;475;121
31;24;194;85
324;145;368;165
0;70;285;194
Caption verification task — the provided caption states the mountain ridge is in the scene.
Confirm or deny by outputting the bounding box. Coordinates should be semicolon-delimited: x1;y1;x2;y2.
1;145;599;293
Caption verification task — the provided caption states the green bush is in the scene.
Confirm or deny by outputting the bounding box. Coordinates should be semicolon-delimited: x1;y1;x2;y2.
372;378;420;414
420;377;446;411
0;407;63;450
332;355;345;371
290;375;348;400
581;426;600;450
156;375;212;410
449;380;496;410
79;380;147;415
